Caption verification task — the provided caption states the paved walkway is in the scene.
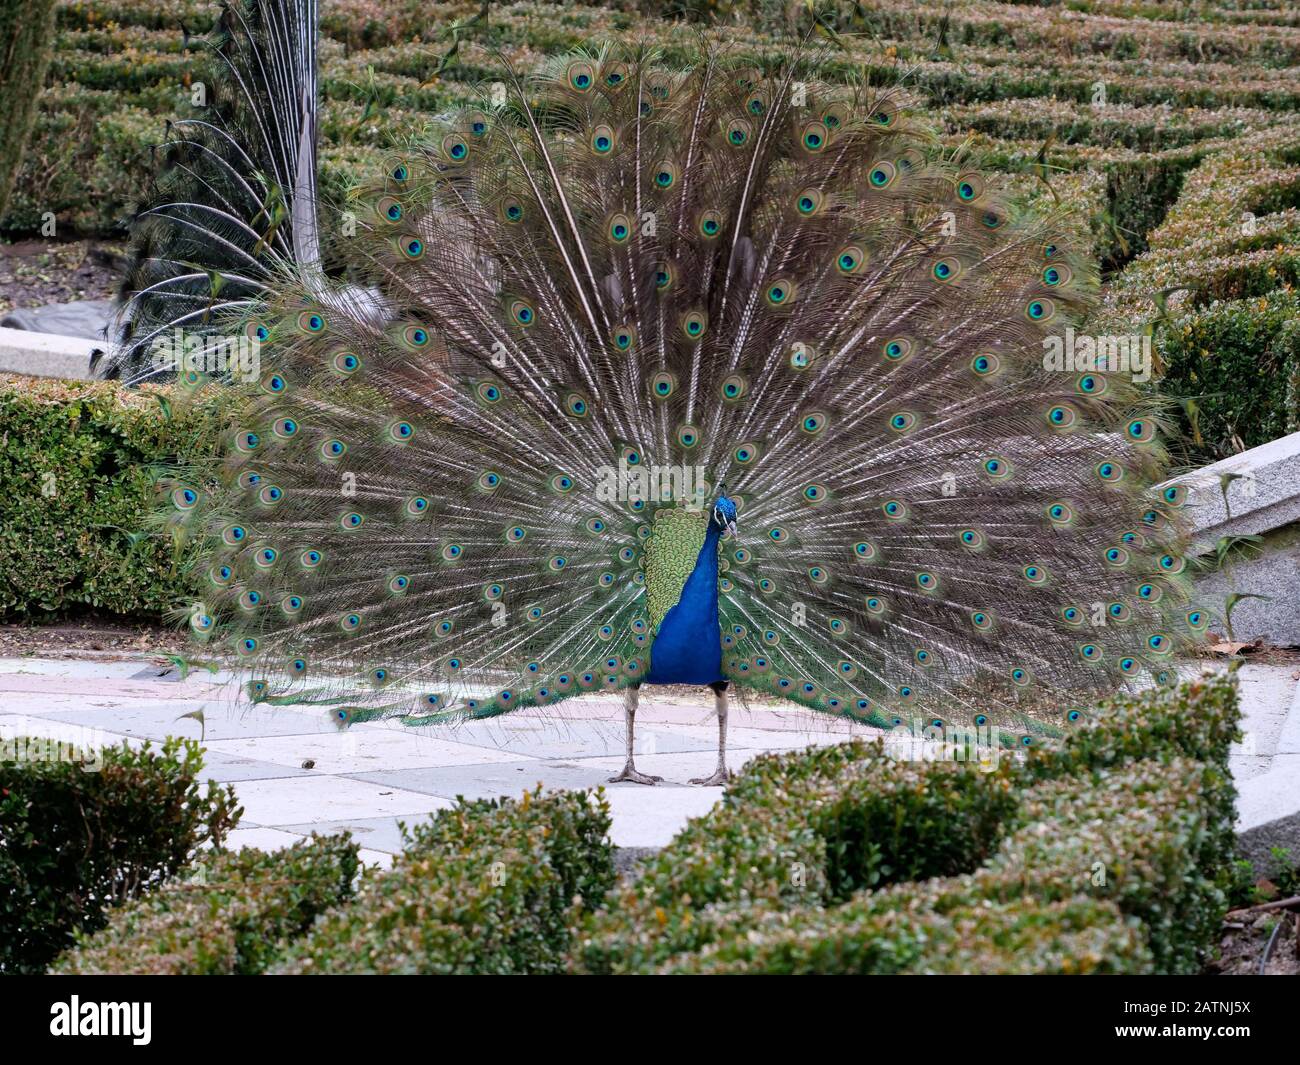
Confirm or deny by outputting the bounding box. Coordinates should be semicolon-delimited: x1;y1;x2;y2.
2;655;1297;868
0;655;882;866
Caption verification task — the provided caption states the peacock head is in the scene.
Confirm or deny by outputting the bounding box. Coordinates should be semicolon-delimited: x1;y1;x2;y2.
712;490;738;539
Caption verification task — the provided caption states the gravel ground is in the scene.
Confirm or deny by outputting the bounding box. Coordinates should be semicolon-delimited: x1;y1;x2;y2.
1214;907;1300;976
0;239;121;315
0;617;184;660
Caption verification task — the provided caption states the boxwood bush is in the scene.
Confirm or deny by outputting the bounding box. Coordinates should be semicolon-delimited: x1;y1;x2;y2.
0;376;224;617
51;835;359;975
272;787;614;974
0;736;241;973
576;672;1240;974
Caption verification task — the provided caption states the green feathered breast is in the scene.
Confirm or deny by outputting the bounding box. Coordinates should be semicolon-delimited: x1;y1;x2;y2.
642;506;709;631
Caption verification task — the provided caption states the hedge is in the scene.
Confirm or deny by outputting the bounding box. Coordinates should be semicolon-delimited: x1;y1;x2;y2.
271;787;614;974
651;756;1217;974
0;736;241;973
1101;127;1300;460
0;376;225;617
575;671;1240;974
51;835;359;975
1154;293;1300;463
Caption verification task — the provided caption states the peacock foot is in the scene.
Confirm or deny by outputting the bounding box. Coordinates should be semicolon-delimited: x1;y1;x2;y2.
689;767;732;787
608;763;663;785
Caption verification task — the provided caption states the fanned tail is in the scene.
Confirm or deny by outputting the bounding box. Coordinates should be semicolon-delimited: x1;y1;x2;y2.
159;43;1206;741
106;0;321;384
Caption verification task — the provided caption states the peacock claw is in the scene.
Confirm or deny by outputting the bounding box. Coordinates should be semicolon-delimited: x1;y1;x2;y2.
689;768;732;787
608;765;662;785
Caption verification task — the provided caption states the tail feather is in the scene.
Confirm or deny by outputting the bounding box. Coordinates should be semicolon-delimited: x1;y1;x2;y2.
159;43;1203;739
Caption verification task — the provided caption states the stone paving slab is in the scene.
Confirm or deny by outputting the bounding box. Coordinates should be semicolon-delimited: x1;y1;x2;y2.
200;729;535;774
231;775;453;826
276;815;421;856
4;654;1299;865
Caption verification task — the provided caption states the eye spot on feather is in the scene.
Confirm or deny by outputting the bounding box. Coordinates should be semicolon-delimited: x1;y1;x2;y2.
720;374;747;401
1022;564;1050;585
331;351;361;376
652;161;678;190
650;371;676;399
765;279;795;307
681;311;707;340
869;161;896;188
799;411;827;435
611;325;637;353
442;134;469;162
836;245;866;275
1127;417;1157;443
931;257;962;282
1046;404;1076;430
608;214;631;244
1026;298;1055;321
971;352;999;376
799;121;829;153
698;211;723;239
508;299;536;328
882;336;912;362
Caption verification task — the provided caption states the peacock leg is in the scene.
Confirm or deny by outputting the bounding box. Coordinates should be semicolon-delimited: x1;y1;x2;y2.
690;682;732;786
607;685;662;785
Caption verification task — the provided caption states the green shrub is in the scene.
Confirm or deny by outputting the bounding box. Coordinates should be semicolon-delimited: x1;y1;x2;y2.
578;671;1239;974
51;836;359;975
0;377;225;617
655;755;1217;974
273;788;613;974
0;736;241;973
1152;293;1300;460
577;740;1022;973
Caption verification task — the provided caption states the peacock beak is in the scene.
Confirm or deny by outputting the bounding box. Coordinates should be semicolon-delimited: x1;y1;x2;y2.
723;519;737;539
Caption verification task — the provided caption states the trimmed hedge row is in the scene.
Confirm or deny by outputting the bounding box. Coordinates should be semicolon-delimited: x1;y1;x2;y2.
1155;293;1300;462
1;736;240;973
0;376;224;617
17;1;1300;243
575;671;1240;974
271;788;614;974
651;756;1216;974
1102;126;1300;460
51;836;359;974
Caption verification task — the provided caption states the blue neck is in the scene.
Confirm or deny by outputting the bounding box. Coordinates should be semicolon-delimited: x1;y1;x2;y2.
646;521;724;686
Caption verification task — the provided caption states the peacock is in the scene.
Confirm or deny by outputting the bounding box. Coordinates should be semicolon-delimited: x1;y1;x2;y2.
149;36;1206;786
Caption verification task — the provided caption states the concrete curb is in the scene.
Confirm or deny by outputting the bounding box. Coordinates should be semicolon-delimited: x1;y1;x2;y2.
1161;430;1300;647
0;326;102;380
1236;677;1300;873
